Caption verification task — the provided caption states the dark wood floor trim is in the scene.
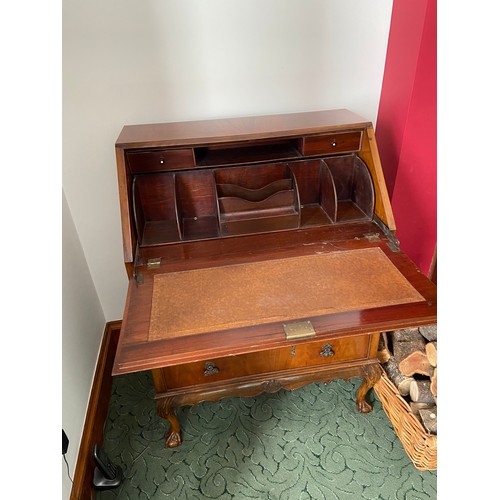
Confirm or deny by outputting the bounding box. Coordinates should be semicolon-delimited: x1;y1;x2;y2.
71;320;121;500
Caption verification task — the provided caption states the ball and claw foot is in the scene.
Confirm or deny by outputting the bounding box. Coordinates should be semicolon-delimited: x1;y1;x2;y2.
356;400;373;413
166;430;182;448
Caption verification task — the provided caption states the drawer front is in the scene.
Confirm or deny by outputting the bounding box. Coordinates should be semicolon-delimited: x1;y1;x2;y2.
155;334;371;390
127;149;194;173
302;131;362;156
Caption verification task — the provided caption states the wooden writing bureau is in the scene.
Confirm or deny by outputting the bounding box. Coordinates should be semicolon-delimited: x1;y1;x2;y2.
113;109;437;447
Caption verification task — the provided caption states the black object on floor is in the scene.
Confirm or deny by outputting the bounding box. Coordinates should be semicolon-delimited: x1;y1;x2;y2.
93;444;123;490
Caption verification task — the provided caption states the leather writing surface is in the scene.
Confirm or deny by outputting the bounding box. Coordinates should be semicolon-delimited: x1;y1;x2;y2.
149;247;424;340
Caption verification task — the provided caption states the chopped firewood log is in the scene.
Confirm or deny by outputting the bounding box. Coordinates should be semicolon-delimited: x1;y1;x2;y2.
426;341;437;367
383;357;414;396
377;336;391;363
393;336;433;376
399;351;433;377
410;379;436;404
391;328;421;343
418;407;437;434
393;331;425;356
419;324;437;342
430;367;437;398
410;401;435;416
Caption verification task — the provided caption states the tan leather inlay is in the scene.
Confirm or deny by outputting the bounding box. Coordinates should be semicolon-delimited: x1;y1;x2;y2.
149;248;424;340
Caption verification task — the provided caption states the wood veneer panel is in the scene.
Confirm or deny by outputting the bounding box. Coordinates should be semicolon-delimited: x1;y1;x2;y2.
148;247;423;340
116;148;134;270
137;220;379;264
358;125;396;231
113;237;436;375
153;334;370;390
116;109;370;149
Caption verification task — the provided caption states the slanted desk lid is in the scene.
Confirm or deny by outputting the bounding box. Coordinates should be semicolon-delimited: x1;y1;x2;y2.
112;238;436;376
148;248;423;340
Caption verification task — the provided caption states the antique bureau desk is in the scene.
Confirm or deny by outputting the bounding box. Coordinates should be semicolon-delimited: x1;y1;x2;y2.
112;109;437;447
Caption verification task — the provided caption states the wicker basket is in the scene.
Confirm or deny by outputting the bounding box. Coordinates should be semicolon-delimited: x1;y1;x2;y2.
374;371;437;471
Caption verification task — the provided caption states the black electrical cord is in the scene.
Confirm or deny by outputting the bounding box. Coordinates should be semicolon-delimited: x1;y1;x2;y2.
63;453;73;484
63;453;81;500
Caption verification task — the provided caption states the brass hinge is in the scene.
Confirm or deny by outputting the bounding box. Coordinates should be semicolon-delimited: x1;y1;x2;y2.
363;231;399;252
147;258;161;269
135;257;161;284
283;320;316;340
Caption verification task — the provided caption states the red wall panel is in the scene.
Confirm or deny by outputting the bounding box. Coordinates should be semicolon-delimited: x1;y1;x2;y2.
376;0;436;275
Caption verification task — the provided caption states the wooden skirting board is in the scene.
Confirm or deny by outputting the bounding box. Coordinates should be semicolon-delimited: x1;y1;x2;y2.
70;321;121;500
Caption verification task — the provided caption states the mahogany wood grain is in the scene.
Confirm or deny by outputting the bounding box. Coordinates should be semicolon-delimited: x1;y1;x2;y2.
136;220;378;265
214;162;291;189
152;334;371;390
196;140;301;167
301;131;363;156
116;109;370;149
134;173;179;245
289;159;337;222
113;238;436;375
153;358;376;401
127;148;194;173
358;125;396;231
152;357;381;447
115;147;134;270
356;364;383;412
113;110;436;449
216;179;293;201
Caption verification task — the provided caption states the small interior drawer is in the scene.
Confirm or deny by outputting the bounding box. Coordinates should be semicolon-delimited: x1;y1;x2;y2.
156;334;371;390
301;131;362;156
127;149;194;173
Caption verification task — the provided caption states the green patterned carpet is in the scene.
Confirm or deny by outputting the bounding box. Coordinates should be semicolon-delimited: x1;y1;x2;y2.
97;372;436;499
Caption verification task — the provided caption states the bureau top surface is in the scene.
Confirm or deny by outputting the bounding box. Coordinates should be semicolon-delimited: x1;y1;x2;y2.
115;109;371;149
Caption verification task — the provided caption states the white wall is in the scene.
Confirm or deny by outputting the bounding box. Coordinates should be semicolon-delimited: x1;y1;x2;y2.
63;0;393;322
62;189;106;498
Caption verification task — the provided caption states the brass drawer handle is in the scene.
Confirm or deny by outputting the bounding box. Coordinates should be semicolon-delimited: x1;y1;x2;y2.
204;361;219;376
331;141;337;147
320;344;335;358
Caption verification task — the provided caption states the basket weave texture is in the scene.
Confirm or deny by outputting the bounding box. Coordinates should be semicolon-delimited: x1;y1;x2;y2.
374;371;437;471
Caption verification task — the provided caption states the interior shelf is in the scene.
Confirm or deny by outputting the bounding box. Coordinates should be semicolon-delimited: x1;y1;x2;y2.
215;163;300;236
131;155;375;247
323;155;374;222
142;220;181;246
195;139;301;167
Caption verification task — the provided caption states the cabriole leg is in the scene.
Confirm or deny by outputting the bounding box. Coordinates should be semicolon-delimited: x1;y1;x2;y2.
356;364;382;413
156;398;182;448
